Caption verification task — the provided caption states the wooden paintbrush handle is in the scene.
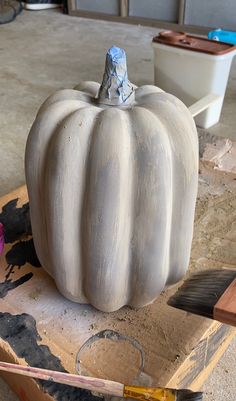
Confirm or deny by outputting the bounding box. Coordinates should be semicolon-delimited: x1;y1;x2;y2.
0;361;124;397
214;278;236;326
0;361;203;401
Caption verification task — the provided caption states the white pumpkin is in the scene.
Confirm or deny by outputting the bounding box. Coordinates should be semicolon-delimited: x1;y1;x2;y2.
25;46;198;312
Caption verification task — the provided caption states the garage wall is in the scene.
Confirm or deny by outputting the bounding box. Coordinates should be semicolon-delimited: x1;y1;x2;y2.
185;0;236;30
69;0;236;32
75;0;119;15
128;0;179;22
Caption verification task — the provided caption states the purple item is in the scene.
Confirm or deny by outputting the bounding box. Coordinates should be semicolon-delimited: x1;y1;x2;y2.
0;222;4;254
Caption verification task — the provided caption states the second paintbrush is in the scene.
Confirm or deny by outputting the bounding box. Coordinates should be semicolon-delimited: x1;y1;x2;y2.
168;269;236;326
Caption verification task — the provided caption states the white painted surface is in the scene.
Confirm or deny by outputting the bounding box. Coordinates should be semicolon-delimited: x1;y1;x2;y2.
25;82;198;312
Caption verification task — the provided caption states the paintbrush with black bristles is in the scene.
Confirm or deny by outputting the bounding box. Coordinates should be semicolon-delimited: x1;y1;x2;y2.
168;269;236;326
0;361;203;401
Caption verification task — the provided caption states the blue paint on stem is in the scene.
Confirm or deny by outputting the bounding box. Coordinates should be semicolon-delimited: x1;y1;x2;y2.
98;45;134;105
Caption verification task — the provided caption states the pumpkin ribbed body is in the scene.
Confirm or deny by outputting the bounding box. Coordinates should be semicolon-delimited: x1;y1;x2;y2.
25;82;198;312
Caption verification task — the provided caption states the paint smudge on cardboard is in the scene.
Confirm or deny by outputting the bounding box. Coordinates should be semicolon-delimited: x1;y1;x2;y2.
5;239;41;279
0;312;103;401
0;199;41;298
0;273;33;298
0;199;31;243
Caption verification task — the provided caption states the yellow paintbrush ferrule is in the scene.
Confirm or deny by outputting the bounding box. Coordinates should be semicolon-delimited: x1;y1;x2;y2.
123;385;176;401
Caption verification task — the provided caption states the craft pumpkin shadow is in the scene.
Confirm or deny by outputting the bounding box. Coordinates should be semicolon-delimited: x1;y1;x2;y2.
25;46;198;312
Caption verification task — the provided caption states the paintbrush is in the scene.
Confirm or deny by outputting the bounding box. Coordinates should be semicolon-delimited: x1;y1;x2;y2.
168;269;236;326
0;361;203;401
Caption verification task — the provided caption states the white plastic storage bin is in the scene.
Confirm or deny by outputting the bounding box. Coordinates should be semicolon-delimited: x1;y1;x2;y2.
152;31;236;128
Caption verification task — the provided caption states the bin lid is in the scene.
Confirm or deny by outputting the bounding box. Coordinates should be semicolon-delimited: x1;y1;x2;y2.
153;31;236;55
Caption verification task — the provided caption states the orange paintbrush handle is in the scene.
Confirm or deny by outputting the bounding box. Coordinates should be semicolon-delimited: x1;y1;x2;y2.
124;385;176;401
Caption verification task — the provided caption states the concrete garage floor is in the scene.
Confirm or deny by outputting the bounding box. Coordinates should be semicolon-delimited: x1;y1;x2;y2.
0;9;236;401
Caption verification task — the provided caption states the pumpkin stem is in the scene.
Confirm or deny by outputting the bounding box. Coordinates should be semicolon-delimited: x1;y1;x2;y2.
97;46;135;106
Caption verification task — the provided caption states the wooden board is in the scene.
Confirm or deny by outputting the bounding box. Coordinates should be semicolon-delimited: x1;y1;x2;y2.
0;166;235;401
